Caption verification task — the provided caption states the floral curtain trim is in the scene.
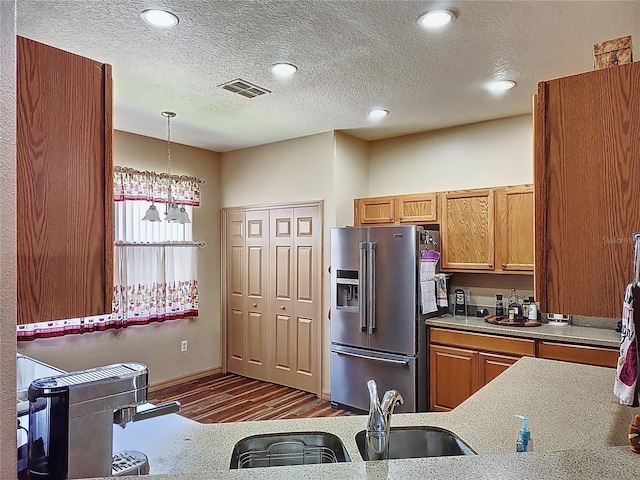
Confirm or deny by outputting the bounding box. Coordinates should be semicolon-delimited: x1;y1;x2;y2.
17;281;199;341
114;166;201;206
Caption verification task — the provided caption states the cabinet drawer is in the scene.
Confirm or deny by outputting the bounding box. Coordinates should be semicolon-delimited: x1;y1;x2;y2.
538;341;618;367
429;328;535;356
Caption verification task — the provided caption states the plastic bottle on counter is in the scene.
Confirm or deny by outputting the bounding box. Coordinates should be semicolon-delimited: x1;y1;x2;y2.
515;415;533;452
528;297;538;321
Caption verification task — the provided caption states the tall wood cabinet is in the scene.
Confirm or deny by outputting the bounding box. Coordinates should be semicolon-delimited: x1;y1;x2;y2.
223;202;322;395
534;61;640;319
16;36;113;325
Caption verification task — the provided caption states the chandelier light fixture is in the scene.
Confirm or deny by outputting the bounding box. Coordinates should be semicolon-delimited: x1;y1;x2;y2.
142;111;191;224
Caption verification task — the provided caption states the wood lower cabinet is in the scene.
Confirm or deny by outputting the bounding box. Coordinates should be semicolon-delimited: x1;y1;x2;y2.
17;36;113;324
428;327;619;411
534;61;640;318
430;345;478;411
428;327;535;411
479;352;519;387
538;341;618;367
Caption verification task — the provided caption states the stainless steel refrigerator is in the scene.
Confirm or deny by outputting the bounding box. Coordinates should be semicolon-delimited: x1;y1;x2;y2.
330;225;443;413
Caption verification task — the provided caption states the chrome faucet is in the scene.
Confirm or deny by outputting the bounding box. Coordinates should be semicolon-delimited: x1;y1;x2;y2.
365;379;404;460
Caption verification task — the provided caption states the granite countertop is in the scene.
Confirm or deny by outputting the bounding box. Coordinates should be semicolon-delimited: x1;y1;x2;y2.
109;357;640;479
425;314;621;348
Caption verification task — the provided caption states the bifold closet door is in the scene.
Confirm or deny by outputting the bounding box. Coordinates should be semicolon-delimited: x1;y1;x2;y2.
270;206;321;393
245;209;270;380
226;211;247;376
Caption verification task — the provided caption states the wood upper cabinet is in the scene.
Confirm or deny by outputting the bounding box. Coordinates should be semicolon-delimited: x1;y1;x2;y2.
440;186;533;273
441;189;495;270
495;185;534;272
16;36;113;325
534;61;640;318
397;193;438;224
354;196;395;225
354;193;438;226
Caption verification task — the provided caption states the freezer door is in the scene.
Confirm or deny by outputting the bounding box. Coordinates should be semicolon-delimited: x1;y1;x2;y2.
368;226;419;355
330;227;369;349
330;345;417;413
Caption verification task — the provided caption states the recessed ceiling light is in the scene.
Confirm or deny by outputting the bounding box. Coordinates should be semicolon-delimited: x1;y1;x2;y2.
141;9;179;28
368;109;390;119
269;63;298;78
487;80;517;92
418;10;456;29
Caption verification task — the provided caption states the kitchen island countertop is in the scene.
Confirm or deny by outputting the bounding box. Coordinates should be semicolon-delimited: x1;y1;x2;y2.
426;314;621;348
107;357;640;479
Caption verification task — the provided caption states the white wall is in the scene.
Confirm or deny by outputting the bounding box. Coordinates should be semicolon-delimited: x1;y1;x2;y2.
0;0;17;475
368;115;533;195
334;132;369;227
17;131;222;384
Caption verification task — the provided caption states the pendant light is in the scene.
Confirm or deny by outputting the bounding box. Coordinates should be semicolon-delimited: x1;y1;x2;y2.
142;111;190;224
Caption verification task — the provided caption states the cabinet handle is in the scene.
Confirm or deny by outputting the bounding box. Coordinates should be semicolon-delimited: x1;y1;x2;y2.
502;263;506;268
252;303;257;307
488;264;493;268
280;305;286;310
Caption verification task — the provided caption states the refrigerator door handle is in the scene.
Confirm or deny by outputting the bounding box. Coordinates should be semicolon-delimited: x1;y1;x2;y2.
359;242;367;332
334;349;409;365
368;242;377;334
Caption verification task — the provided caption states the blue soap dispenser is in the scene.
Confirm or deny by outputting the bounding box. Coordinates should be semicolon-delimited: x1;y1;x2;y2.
515;414;533;452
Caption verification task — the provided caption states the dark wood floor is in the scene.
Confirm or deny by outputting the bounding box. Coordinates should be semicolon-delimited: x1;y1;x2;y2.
148;372;354;423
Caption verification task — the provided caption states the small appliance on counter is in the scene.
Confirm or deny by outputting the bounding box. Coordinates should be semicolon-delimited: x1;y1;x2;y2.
547;313;572;326
26;362;180;479
454;289;467;316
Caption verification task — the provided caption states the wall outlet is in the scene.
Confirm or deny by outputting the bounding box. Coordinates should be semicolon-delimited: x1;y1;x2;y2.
180;340;188;352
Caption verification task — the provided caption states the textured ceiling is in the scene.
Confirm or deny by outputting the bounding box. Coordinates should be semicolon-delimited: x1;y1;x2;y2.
16;1;640;152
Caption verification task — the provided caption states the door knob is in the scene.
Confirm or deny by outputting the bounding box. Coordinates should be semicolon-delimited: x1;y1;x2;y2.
252;303;257;307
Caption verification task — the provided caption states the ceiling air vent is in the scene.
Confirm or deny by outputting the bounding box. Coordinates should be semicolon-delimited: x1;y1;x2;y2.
218;78;271;98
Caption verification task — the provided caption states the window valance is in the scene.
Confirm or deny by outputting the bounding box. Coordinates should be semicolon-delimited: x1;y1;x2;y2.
114;166;202;206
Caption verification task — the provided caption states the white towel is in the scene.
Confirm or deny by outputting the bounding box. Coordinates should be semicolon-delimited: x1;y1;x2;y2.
420;280;438;314
420;261;436;282
614;283;640;406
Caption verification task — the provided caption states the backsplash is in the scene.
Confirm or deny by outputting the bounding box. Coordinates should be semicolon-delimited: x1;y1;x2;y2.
446;272;619;329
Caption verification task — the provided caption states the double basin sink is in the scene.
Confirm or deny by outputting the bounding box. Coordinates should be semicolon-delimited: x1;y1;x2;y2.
229;427;475;469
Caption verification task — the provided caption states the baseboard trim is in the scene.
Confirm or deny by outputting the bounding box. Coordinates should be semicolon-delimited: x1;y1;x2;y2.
321;389;331;401
149;366;222;392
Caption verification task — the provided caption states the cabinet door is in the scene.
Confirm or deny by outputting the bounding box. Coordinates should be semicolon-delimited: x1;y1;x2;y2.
397;193;438;224
495;186;534;272
538;341;618;367
479;352;519;388
354;196;395;225
245;210;270;380
226;211;247;376
269;206;321;394
441;189;495;270
535;61;640;318
17;36;113;324
429;344;478;411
